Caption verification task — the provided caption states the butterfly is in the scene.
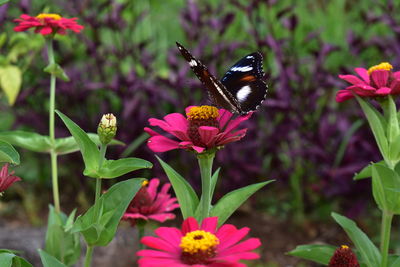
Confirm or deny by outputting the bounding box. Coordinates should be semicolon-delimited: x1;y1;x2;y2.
176;42;268;115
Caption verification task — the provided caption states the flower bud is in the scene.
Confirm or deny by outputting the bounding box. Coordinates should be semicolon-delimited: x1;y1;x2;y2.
97;113;117;145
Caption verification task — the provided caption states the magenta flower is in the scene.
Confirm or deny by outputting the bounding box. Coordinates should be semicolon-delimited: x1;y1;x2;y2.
122;178;179;225
336;62;400;102
0;164;21;194
137;216;261;266
144;105;251;153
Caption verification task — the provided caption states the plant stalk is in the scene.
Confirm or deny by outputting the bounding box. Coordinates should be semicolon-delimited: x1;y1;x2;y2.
380;210;393;267
83;245;94;267
197;152;215;223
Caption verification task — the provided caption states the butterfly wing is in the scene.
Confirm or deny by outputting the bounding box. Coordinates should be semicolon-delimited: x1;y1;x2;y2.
221;52;268;114
176;42;242;113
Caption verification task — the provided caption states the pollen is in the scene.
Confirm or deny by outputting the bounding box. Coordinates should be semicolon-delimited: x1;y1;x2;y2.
341;245;349;249
187;106;219;121
368;62;393;75
141;180;149;187
36;13;62;20
180;230;219;254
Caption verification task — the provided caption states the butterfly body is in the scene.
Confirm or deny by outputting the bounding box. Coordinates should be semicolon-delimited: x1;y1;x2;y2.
176;42;268;114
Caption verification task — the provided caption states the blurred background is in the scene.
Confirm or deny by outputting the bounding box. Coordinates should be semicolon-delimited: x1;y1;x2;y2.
1;0;400;266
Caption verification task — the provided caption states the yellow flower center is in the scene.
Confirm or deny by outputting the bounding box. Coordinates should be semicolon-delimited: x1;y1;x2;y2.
36;13;62;20
180;230;219;264
187;106;219;121
368;62;393;75
341;245;349;249
141;180;149;187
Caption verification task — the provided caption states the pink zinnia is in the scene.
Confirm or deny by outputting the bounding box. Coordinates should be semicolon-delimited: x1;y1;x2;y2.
144;105;251;153
122;178;179;225
0;164;21;194
137;216;261;266
336;62;400;102
14;13;84;35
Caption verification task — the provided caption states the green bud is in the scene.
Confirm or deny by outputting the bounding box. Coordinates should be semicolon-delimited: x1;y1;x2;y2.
97;113;117;145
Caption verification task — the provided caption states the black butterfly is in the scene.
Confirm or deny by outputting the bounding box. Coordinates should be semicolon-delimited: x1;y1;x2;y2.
176;42;268;115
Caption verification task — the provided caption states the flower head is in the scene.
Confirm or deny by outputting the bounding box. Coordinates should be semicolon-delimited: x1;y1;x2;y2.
144;105;251;153
328;245;359;267
336;62;400;102
97;113;117;145
137;216;261;266
122;178;179;225
0;164;21;194
14;13;84;35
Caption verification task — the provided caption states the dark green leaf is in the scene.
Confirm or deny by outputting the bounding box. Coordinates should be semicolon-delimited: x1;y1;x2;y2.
211;180;274;226
332;212;381;267
38;249;67;267
56;110;100;176
71;178;143;246
287;244;336;265
43;63;70;81
0;140;20;164
96;158;152;179
157;156;199;219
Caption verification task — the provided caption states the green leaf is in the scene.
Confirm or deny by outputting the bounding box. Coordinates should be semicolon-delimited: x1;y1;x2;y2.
0;140;20;164
355;96;389;163
45;205;81;266
389;255;400;267
71;178;143;246
0;251;33;267
287;244;336;265
56;110;100;176
211;180;274;226
0;0;10;6
332;212;381;267
38;249;67;267
210;168;221;199
0;65;22;105
96;158;152;179
157;156;199;219
0;253;13;267
43;63;70;82
0;131;52;153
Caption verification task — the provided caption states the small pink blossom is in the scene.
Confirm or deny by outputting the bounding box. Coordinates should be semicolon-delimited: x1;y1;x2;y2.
137;216;261;266
144;106;251;153
336;62;400;102
0;164;21;193
122;178;179;225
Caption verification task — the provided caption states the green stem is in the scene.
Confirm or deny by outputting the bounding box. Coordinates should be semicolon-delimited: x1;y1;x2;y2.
197;152;215;223
380;210;393;267
94;144;107;217
47;38;60;213
137;220;146;250
83;245;94;267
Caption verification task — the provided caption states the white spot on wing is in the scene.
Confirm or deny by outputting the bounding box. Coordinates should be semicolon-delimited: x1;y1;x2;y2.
189;59;197;67
246;55;254;59
236;85;252;102
231;66;253;72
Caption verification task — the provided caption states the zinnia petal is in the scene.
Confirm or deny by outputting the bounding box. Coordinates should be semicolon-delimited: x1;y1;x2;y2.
370;70;389;88
354;68;370;83
147;135;180;152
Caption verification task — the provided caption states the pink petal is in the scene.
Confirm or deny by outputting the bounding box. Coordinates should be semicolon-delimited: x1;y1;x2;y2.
216;224;238;243
217;109;234;129
338;74;366;85
218;238;261;256
39;26;53;35
147;135;180;152
375;87;391;95
346;85;376;96
141;236;180;253
222;113;251;134
155;227;182;245
181;217;199;234
144;127;159;137
122;213;148;220
391;79;400;94
178;141;206;153
148;213;176;222
164;113;189;133
138;257;185;267
185;106;196;114
370;70;389;88
198;126;219;147
393;71;400;79
200;217;218;233
214;252;260;262
335;90;354;102
354;68;370;83
160;183;171;194
217;227;250;250
147;178;160;201
137;249;175;258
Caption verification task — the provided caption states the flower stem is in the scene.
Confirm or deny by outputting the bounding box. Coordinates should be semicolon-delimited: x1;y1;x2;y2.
94;144;107;215
380;210;393;267
84;245;94;267
47;38;60;213
137;219;146;250
197;152;215;223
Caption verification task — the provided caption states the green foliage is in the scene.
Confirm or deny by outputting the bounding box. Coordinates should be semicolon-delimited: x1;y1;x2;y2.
0;65;21;105
157;156;199;219
45;206;81;266
43;63;70;82
210;180;274;227
0;250;33;267
332;212;381;267
38;249;67;267
287;244;336;265
70;178;144;246
0;140;20;164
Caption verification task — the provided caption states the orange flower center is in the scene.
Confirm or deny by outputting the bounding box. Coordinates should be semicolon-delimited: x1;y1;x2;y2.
180;230;219;264
36;13;62;20
187;106;219;148
368;62;393;75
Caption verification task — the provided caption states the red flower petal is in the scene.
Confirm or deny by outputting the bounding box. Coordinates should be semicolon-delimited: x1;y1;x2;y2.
354;68;370;83
371;69;389;88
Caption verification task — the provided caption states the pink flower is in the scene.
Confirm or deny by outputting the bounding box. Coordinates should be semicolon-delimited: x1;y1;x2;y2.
336;62;400;102
328;245;359;267
137;217;261;266
144;106;251;153
0;164;21;193
14;13;84;35
122;178;179;225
